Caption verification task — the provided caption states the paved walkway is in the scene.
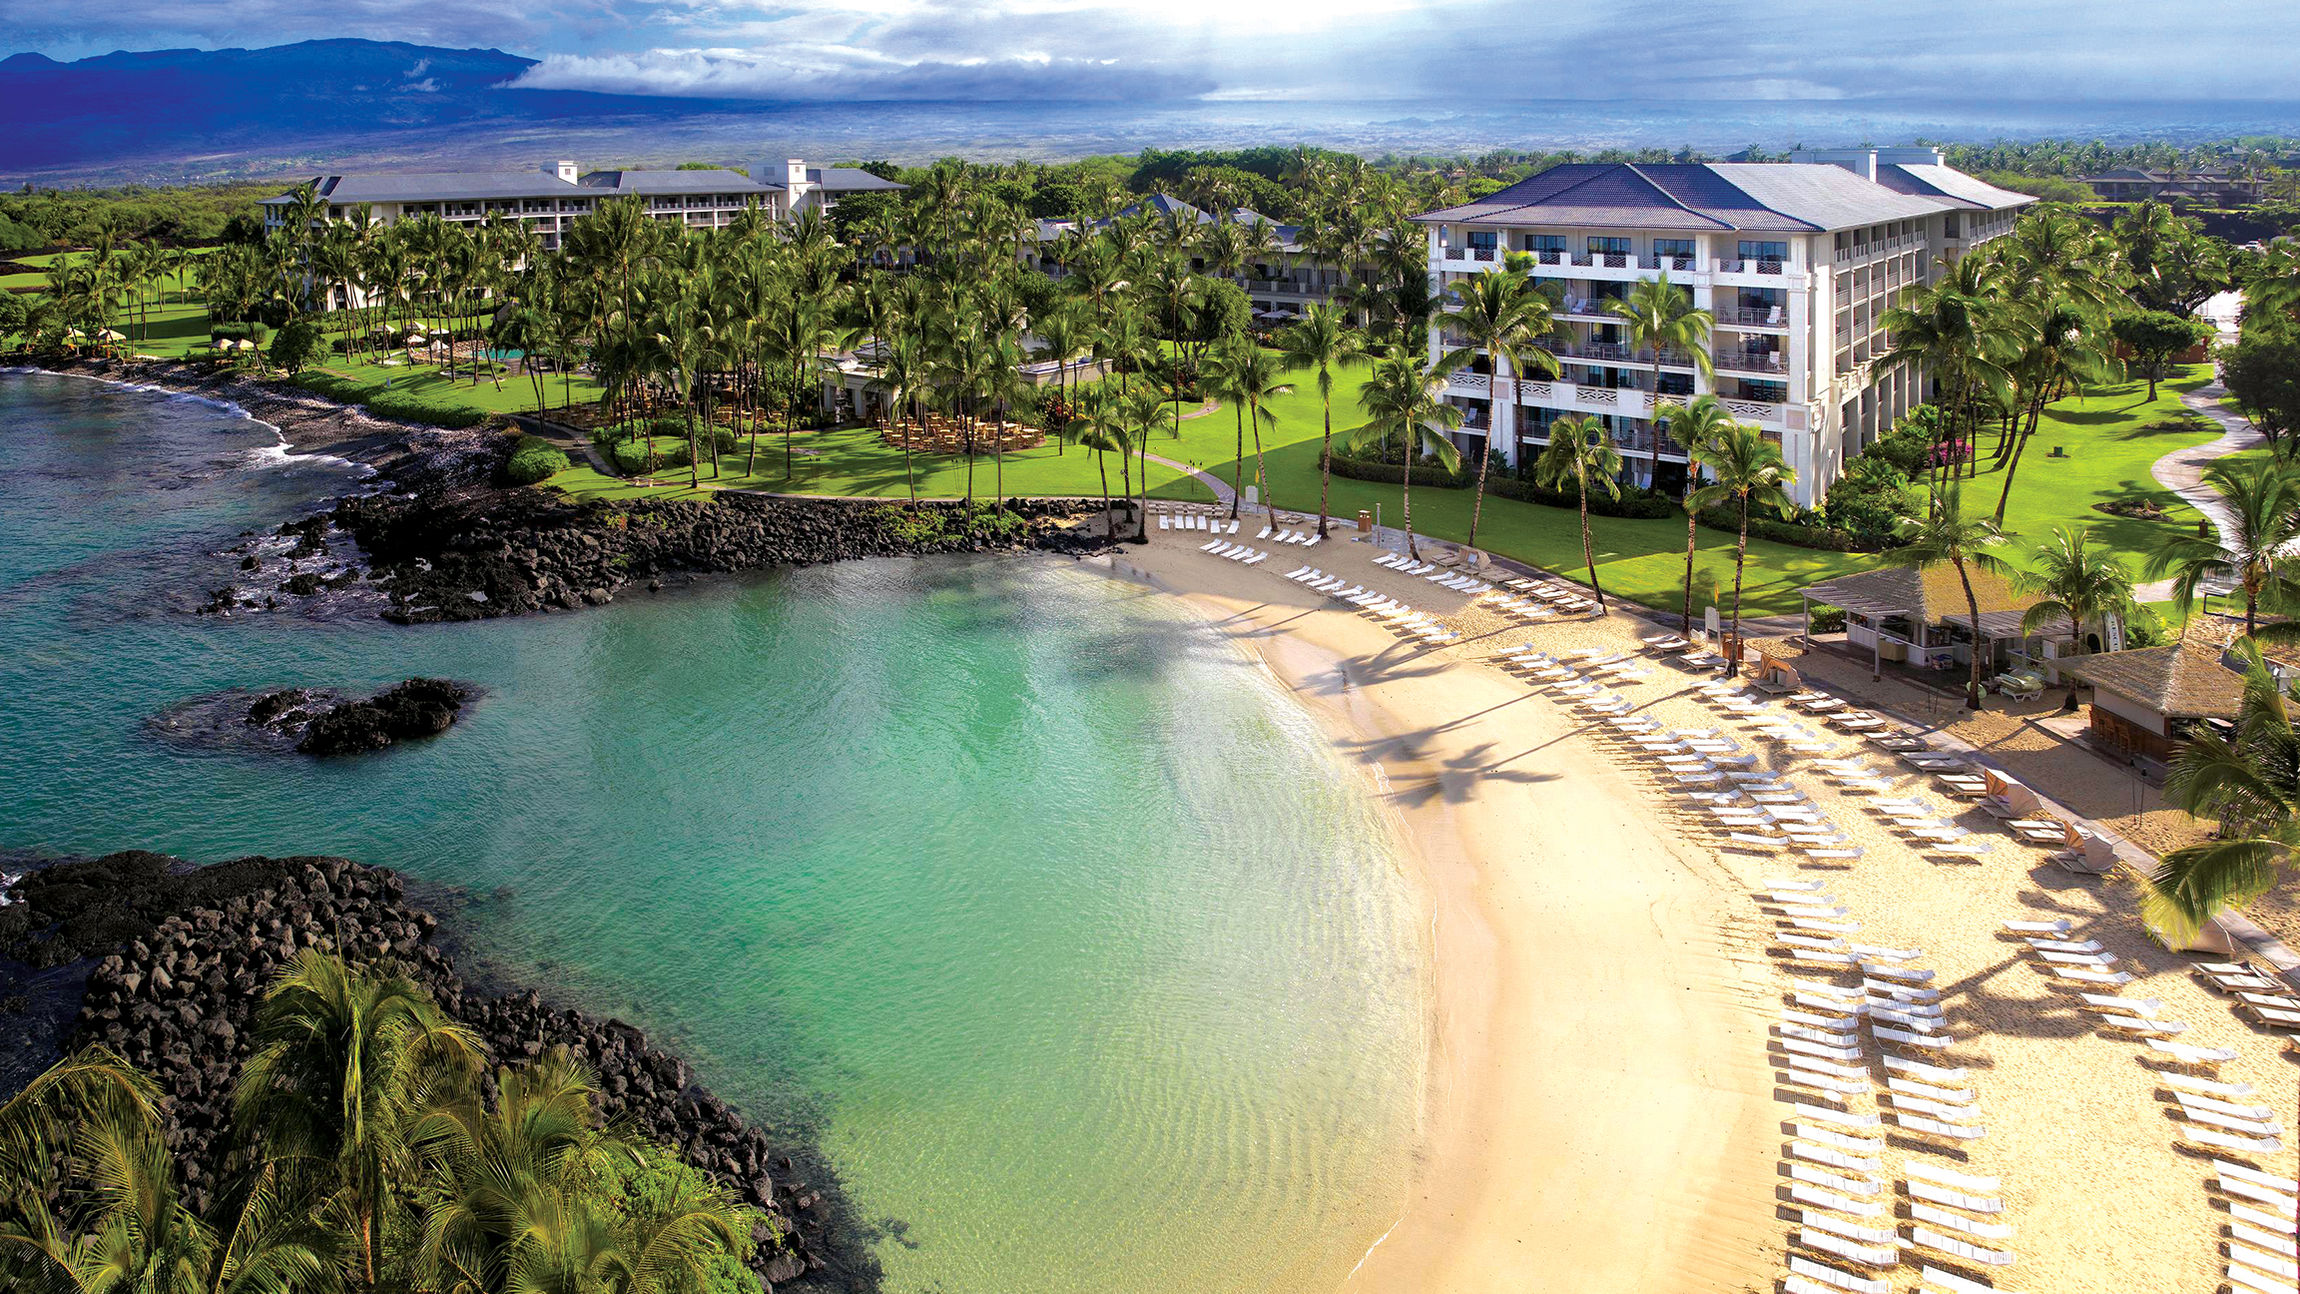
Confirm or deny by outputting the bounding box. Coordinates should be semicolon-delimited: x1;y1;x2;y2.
2134;380;2256;600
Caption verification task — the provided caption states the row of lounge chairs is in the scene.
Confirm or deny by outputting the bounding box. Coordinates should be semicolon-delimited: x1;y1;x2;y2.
1499;574;1597;616
1197;540;1269;566
1370;549;1489;594
2209;1161;2299;1293
1162;512;1239;535
1281;566;1459;645
1759;884;2014;1294
1252;524;1324;547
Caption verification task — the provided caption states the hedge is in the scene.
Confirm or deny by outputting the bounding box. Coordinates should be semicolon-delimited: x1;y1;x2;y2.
502;434;570;486
1695;504;1882;553
1320;453;1676;520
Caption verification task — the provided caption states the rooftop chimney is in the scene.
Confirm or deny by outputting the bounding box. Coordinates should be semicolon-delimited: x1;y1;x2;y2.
1790;148;1878;182
786;159;808;190
548;160;579;184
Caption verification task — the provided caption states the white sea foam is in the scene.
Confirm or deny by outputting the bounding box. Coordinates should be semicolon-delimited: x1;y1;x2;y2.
2;365;375;477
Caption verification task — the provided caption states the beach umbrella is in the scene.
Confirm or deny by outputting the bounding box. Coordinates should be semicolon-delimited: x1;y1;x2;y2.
99;328;126;342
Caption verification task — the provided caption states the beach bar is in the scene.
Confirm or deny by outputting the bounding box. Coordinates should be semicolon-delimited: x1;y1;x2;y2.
2063;640;2244;762
1797;566;2043;678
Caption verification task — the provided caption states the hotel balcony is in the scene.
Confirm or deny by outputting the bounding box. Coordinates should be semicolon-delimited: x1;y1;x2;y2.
1718;305;1790;330
1444;371;1789;430
1714;257;1788;276
1713;348;1789;376
1437;247;1703;279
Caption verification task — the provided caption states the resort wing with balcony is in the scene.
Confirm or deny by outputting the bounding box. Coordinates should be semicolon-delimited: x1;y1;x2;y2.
1413;147;2031;507
260;158;904;303
1030;193;1349;325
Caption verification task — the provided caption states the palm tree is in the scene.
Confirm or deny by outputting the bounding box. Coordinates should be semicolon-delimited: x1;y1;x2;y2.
1436;253;1556;549
1346;345;1461;559
1207;336;1292;518
233;948;484;1291
1118;381;1167;541
1535;414;1626;613
1605;271;1714;478
1274;303;1364;540
2015;526;2138;709
1991;300;2121;522
2147;640;2300;941
2143;456;2300;639
1656;395;1742;635
1685;425;1797;674
1888;488;2013;709
1878;254;2018;501
411;1047;748;1294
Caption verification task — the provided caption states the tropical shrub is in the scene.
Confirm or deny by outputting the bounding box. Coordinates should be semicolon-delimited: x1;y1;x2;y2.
502;434;570;486
268;318;324;373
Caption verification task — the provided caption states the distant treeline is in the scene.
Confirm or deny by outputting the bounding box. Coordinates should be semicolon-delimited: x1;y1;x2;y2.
0;182;277;252
11;135;2300;254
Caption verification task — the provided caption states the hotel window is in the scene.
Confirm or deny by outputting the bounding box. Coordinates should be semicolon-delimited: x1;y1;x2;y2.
1653;238;1696;267
1466;230;1498;261
1525;234;1568;263
1738;240;1788;266
1588;236;1630;266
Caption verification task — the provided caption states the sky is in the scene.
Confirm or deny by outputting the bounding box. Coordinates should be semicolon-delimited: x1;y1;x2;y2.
8;0;2300;106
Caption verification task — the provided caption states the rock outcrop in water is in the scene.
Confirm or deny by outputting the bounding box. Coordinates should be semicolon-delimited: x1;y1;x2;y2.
273;677;473;755
334;481;1113;624
0;852;878;1292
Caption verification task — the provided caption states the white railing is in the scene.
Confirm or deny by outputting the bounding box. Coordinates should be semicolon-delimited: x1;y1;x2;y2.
1717;258;1788;275
1448;373;1491;396
1723;398;1785;421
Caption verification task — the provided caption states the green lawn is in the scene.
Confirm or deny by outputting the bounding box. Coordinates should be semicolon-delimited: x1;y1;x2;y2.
540;359;2226;618
1947;365;2219;584
15;274;2225;621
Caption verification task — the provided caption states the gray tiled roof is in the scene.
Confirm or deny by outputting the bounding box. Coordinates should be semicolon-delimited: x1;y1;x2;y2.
1413;161;1993;232
268;164;902;207
810;166;905;192
1875;164;2036;212
263;173;583;205
580;168;769;195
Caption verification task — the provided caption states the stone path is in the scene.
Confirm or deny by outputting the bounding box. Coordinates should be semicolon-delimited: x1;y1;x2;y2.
2134;381;2256;600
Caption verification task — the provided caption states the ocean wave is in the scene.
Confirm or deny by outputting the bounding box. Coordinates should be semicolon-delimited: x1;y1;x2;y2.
1;365;373;477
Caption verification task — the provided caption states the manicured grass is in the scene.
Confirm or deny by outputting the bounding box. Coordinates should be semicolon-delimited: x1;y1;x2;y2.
544;416;1230;504
1948;364;2219;584
291;350;606;425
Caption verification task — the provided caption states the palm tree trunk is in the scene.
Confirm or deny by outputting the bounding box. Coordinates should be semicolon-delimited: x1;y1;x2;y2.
1402;466;1416;560
2064;611;2085;711
1957;557;1987;710
1469;388;1500;550
1249;401;1272;519
1097;452;1110;532
1231;403;1246;518
1680;495;1699;636
1317;388;1334;539
1579;484;1605;613
1728;495;1750;676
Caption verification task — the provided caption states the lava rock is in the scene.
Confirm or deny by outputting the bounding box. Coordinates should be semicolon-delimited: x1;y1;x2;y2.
295;679;473;756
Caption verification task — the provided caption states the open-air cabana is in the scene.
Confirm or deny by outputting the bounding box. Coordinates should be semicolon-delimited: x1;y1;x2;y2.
2063;640;2244;762
1798;565;2044;679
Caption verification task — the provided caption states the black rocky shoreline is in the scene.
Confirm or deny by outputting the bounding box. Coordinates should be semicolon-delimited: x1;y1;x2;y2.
0;851;878;1293
24;355;1119;625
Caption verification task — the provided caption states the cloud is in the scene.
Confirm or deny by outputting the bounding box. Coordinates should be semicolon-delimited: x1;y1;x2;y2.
509;46;1213;101
7;0;2300;105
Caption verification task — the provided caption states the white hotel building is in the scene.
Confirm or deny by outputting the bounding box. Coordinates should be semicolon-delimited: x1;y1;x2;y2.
1412;147;2029;507
260;158;903;251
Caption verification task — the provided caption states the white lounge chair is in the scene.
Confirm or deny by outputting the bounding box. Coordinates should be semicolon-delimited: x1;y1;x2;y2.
1909;1226;2012;1266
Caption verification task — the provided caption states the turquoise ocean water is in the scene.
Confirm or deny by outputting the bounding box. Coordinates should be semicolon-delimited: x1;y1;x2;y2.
0;370;1426;1293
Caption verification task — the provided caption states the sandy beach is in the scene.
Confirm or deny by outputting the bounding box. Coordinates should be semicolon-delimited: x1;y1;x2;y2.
1110;509;2300;1294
